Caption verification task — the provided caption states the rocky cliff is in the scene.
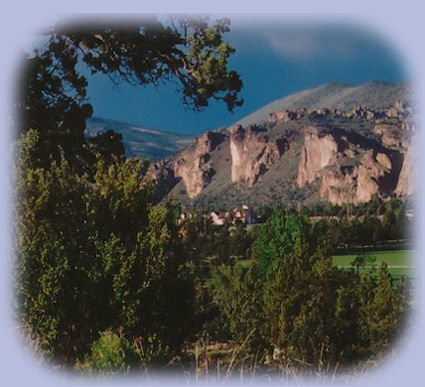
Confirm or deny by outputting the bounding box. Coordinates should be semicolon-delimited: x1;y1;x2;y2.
297;127;339;188
296;126;401;204
395;138;416;197
173;131;227;198
150;82;415;207
149;130;228;198
229;124;288;186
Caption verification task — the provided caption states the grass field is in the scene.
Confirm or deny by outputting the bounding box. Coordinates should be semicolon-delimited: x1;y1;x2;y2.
332;249;416;277
235;250;417;278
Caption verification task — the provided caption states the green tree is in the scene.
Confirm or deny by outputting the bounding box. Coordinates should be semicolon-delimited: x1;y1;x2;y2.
209;264;264;355
368;263;406;354
14;16;244;368
218;211;411;372
255;213;312;278
16;16;243;169
229;222;254;259
262;247;314;357
14;131;196;366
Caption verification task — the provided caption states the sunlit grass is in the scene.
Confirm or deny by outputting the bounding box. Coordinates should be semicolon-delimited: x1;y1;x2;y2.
332;250;415;277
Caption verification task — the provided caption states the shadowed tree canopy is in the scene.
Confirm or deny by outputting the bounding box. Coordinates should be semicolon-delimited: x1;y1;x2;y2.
16;16;243;168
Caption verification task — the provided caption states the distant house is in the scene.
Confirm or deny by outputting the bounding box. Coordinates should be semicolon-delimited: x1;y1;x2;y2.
210;204;255;225
178;212;187;223
210;211;226;226
178;211;193;224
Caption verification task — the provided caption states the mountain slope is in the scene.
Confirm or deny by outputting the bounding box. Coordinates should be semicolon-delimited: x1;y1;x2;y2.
85;117;193;160
151;81;415;208
236;81;412;128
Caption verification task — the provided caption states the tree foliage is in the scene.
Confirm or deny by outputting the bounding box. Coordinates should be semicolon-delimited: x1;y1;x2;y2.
75;330;140;375
14;130;196;366
255;213;313;278
209;211;410;371
16;16;243;169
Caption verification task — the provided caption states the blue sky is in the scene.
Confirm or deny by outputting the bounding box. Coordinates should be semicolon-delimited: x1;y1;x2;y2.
83;18;407;136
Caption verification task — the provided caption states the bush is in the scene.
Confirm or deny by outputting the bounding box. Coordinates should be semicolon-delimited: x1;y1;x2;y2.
76;331;140;375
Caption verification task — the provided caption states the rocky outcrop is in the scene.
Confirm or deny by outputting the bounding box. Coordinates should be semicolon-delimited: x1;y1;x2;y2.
229;124;287;186
372;119;414;150
267;108;305;124
297;127;339;187
396;140;415;197
173;131;227;198
149;130;228;199
319;151;393;205
148;83;415;207
297;127;398;204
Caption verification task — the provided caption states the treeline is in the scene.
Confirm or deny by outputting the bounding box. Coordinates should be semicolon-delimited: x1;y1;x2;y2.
178;206;410;268
258;199;410;243
310;214;408;252
183;196;410;255
255;195;411;219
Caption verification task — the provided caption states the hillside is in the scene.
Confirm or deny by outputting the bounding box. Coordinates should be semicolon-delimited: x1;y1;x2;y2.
236;81;413;128
85;116;193;160
150;81;415;208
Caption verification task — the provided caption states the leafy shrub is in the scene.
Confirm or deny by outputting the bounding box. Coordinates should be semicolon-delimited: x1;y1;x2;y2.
76;330;139;375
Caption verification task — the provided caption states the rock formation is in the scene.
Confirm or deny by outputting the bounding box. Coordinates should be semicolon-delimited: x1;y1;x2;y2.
148;82;415;207
297;127;339;188
296;127;399;204
229;125;288;186
396;140;415;197
172;131;227;198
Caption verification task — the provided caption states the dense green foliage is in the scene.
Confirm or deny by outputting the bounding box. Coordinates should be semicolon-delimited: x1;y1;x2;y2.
75;331;140;375
208;212;410;372
258;197;409;248
14;130;196;366
255;214;313;278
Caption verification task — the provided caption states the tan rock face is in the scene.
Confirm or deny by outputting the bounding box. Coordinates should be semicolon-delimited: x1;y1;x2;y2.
320;169;357;205
229;125;287;186
297;127;339;187
319;165;382;205
172;131;227;198
396;140;415;196
376;152;392;170
161;132;226;198
373;123;405;149
297;129;396;204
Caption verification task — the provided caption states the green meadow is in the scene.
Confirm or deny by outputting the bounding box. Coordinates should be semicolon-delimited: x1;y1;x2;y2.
332;249;416;277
